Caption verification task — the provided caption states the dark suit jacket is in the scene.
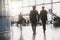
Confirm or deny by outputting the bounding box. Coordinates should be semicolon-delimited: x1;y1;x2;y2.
40;10;47;21
30;10;38;25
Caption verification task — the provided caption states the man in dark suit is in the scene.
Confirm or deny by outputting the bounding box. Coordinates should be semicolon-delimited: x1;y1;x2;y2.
30;6;38;35
18;12;24;31
40;6;47;34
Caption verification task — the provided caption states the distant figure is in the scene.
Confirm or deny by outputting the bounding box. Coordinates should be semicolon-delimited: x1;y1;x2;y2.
29;6;38;35
18;12;24;31
40;6;47;34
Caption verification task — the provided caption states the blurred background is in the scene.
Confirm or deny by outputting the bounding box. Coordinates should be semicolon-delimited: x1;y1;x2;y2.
0;0;60;40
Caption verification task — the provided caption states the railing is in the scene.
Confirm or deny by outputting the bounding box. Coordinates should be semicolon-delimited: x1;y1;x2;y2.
0;16;13;18
0;30;11;34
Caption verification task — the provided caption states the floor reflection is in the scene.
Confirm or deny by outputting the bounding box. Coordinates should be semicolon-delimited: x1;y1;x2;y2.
52;28;60;40
32;35;35;40
20;31;24;40
44;33;46;40
10;24;60;40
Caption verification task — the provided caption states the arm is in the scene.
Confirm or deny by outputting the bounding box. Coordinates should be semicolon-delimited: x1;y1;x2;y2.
29;11;31;21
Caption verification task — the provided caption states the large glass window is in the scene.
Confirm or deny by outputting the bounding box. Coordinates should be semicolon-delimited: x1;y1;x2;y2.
23;0;29;6
5;0;8;5
53;3;60;17
22;7;30;14
29;0;35;6
9;0;60;16
53;0;60;2
19;1;22;7
9;1;21;16
36;0;43;5
43;0;51;3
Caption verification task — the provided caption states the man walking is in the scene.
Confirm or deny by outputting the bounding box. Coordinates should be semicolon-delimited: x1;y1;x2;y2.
18;12;24;31
40;6;47;35
30;6;38;35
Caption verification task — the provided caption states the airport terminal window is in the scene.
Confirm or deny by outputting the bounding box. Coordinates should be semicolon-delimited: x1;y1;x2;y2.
9;1;22;16
23;0;29;6
9;0;60;15
20;8;22;12
36;0;43;5
5;0;8;5
53;0;60;2
19;1;22;7
5;0;9;14
43;0;51;3
5;5;8;15
29;0;35;6
53;3;60;16
9;7;20;16
22;7;30;14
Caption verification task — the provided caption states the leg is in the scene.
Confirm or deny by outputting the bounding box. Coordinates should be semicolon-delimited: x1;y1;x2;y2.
42;21;46;40
42;21;46;33
32;24;34;34
34;25;36;35
17;21;18;27
20;24;22;31
32;24;36;35
31;23;35;35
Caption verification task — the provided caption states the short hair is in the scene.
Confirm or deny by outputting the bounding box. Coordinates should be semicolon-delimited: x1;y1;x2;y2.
32;6;36;8
42;6;45;8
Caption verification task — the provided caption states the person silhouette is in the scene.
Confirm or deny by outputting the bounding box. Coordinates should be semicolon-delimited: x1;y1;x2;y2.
40;6;47;34
29;6;38;35
18;12;24;31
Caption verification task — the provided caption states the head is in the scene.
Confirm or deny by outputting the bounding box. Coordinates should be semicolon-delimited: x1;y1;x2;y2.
20;12;21;15
42;6;45;10
32;6;36;10
19;12;23;17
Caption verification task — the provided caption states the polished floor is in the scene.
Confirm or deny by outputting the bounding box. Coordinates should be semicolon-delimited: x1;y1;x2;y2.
10;24;60;40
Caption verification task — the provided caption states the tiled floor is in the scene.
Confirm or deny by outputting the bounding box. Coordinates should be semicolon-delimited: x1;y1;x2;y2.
10;24;60;40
